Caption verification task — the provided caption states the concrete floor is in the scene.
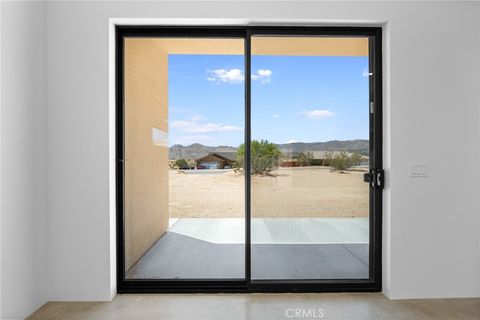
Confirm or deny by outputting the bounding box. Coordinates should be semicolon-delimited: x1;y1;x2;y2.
168;218;369;244
126;218;369;279
28;293;480;320
126;232;368;279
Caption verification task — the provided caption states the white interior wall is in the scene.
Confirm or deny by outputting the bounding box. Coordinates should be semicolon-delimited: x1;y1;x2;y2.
1;2;480;316
0;1;48;319
477;3;480;297
45;0;480;300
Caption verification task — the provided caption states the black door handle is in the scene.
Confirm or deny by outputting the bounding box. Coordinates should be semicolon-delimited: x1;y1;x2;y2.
364;169;384;189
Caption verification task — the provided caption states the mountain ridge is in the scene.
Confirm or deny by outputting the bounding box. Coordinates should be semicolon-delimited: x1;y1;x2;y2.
169;139;369;160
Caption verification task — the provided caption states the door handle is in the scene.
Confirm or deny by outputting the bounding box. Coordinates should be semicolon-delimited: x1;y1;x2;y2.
364;169;384;189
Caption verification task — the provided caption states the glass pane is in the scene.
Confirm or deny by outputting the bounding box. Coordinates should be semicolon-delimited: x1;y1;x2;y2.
124;38;245;279
250;36;370;280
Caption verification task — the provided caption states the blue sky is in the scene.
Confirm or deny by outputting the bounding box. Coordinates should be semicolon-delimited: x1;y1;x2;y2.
168;54;369;147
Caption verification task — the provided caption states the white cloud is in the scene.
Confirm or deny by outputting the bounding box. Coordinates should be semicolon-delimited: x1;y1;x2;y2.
257;69;272;77
285;139;298;143
207;68;272;84
189;114;204;121
273;114;280;119
171;120;242;133
207;69;244;84
300;109;335;120
170;120;192;129
362;68;372;77
252;69;272;84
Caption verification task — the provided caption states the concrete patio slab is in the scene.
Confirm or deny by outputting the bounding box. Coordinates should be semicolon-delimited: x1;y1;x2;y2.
168;217;369;244
126;232;369;279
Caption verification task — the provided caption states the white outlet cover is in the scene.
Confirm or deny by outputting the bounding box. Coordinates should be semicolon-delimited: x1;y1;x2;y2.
409;164;429;177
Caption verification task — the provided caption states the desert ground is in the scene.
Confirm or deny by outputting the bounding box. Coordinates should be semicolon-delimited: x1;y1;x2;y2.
169;166;369;218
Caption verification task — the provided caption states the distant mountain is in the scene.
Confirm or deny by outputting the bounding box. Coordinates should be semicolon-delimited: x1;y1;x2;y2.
169;143;237;160
169;140;369;160
275;139;369;155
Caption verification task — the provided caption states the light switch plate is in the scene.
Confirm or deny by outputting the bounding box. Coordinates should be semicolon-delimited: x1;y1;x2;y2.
409;164;429;177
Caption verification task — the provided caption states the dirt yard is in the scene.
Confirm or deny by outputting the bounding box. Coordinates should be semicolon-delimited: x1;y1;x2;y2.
169;166;369;218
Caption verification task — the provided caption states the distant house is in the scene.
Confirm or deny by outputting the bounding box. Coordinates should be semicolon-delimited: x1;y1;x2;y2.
311;151;369;166
196;152;237;169
279;159;300;167
359;155;369;166
279;150;369;167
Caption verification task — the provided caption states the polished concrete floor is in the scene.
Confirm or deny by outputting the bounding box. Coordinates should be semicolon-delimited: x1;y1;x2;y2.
28;293;480;320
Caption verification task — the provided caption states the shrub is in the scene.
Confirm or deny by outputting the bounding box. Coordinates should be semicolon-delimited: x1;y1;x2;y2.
295;152;314;166
236;140;282;174
325;151;362;172
175;158;189;169
310;159;323;166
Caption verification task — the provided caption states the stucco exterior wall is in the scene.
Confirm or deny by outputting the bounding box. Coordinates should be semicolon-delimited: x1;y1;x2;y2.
124;39;170;270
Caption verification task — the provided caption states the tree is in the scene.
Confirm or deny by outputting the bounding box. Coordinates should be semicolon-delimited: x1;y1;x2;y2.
295;152;314;166
325;151;362;172
236;140;282;174
175;158;189;169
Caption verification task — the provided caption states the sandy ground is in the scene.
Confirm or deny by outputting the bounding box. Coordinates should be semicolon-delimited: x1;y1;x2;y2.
169;166;369;218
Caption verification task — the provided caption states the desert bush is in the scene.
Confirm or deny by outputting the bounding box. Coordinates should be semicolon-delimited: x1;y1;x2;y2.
295;152;314;166
187;159;196;168
236;140;282;174
175;158;189;169
325;151;362;172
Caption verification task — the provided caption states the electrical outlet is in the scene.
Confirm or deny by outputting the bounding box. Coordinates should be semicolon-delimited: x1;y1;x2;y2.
409;164;429;177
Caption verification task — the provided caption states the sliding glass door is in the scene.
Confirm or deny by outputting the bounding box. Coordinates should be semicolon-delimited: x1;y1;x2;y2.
250;35;371;280
116;27;383;292
122;36;246;280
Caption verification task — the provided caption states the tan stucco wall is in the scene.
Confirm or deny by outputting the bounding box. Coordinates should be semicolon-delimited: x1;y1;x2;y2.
252;37;368;56
128;37;368;56
124;39;169;270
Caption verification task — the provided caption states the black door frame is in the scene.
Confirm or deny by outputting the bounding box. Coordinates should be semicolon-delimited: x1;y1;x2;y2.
116;26;383;293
